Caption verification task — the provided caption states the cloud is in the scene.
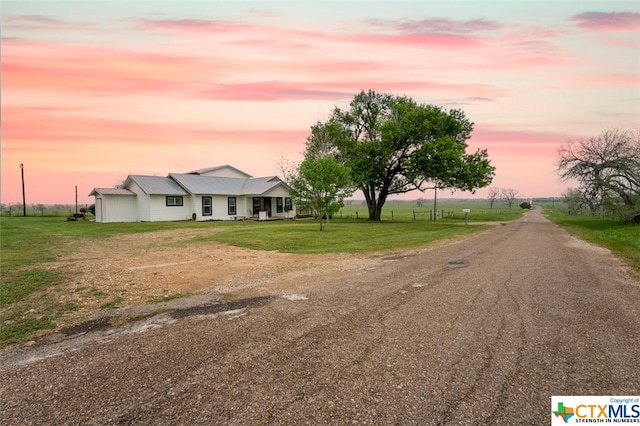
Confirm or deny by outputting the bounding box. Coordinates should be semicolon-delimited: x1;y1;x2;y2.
471;126;569;158
2;38;230;96
369;17;503;34
355;17;505;49
571;11;640;31
136;18;253;34
4;36;507;103
137;16;483;49
130;15;571;77
2;106;308;146
3;14;93;31
198;82;350;101
346;32;481;48
195;80;507;102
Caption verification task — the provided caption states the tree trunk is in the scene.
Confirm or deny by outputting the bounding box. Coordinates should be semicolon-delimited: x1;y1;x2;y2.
367;193;386;221
368;204;382;221
362;184;388;221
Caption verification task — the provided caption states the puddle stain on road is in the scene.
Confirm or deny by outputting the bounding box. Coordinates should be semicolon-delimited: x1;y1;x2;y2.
59;296;275;336
446;260;470;269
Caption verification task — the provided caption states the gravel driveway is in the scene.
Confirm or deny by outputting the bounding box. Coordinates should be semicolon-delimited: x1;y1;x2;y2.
1;207;639;425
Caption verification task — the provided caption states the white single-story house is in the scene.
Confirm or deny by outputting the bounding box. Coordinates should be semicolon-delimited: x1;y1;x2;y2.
89;165;294;223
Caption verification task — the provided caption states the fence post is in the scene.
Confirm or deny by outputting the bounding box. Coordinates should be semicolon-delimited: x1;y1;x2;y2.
413;210;416;221
356;211;358;219
391;210;394;221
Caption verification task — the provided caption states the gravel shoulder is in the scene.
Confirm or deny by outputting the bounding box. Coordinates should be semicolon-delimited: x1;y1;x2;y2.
1;208;639;425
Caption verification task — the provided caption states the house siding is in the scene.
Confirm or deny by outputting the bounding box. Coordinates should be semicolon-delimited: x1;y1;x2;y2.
127;182;151;221
149;195;192;222
236;196;250;218
191;195;247;220
95;195;137;223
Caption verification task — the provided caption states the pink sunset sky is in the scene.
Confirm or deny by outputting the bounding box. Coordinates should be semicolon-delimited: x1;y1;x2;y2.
2;1;639;205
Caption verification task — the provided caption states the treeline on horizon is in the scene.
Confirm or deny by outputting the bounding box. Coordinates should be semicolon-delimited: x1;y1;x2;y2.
344;197;563;204
1;203;91;217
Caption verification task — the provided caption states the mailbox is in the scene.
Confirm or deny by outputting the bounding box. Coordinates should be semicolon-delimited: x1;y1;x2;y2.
462;209;471;213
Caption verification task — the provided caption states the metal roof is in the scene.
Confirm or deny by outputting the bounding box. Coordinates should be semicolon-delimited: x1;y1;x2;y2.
240;176;286;195
89;188;136;196
90;169;289;198
187;164;252;178
126;175;188;195
169;174;245;195
169;174;286;195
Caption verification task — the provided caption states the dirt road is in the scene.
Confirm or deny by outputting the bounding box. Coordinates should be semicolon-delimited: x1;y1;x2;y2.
1;208;639;425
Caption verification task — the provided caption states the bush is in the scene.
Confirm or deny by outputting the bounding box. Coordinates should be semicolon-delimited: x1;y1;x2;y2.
519;201;532;209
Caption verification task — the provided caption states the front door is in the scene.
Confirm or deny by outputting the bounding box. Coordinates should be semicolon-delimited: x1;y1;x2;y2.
262;197;271;217
252;197;272;217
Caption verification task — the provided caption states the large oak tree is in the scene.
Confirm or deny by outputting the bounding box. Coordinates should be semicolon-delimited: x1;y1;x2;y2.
558;129;640;216
305;90;495;220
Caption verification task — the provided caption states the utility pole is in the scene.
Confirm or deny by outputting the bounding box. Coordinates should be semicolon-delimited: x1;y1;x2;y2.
75;185;78;214
20;163;26;217
432;185;438;221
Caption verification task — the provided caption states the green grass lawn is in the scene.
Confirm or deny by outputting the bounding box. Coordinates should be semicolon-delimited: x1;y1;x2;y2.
197;218;490;254
543;207;640;271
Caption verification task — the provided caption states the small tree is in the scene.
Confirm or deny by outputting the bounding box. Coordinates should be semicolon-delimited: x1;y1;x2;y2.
488;187;500;208
290;156;353;231
502;188;518;208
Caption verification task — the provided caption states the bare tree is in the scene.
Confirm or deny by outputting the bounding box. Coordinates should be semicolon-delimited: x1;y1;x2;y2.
558;129;640;212
114;177;127;189
488;187;500;208
502;188;519;208
275;155;298;185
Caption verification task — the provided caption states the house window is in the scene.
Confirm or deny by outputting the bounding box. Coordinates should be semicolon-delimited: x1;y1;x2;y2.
285;197;292;212
252;197;261;216
228;197;237;215
276;197;284;213
202;197;212;216
166;196;183;206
